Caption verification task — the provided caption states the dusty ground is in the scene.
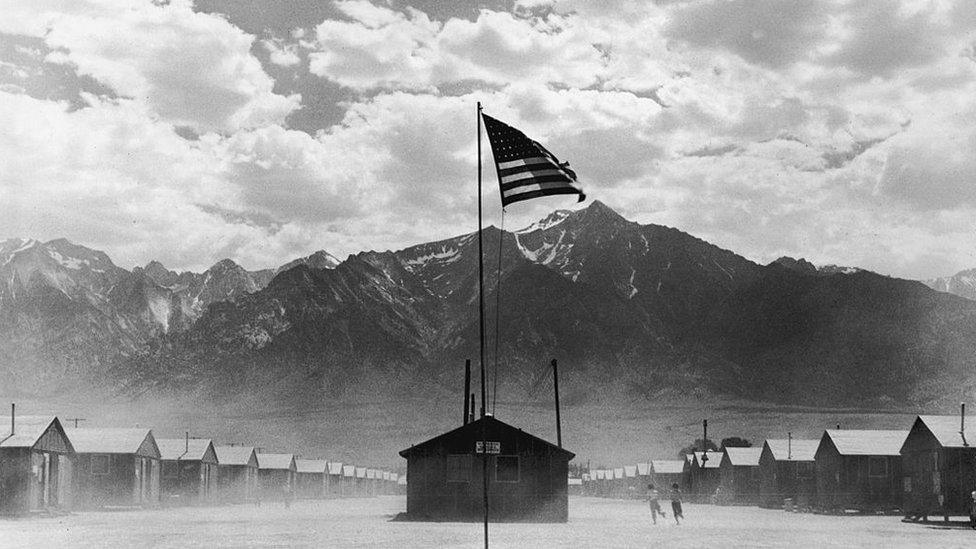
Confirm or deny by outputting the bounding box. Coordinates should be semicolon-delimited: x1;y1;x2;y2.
1;496;974;548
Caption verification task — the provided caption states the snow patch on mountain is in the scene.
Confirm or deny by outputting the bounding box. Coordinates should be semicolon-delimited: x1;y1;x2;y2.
516;210;571;234
148;294;171;332
47;249;88;270
403;246;462;270
626;268;638;298
1;239;38;267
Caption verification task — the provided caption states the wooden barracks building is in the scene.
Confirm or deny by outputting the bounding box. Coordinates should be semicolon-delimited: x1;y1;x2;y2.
814;429;907;513
0;415;74;516
399;415;574;522
66;427;161;509
901;414;976;518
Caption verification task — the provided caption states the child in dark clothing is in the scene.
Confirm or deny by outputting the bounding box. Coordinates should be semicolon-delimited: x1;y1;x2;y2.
969;490;976;529
670;483;684;525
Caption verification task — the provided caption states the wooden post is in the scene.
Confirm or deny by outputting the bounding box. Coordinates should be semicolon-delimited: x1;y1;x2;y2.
552;359;562;448
961;402;967;446
464;359;471;425
702;419;708;463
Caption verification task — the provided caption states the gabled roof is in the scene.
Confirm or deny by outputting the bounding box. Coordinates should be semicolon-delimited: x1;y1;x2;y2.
613;467;624;479
399;416;575;460
822;430;909;456
66;428;158;458
356;467;367;478
912;416;972;449
764;439;818;461
327;462;343;475
624;465;637;477
723;447;762;466
397;475;407;485
684;453;694;463
214;445;258;467
594;470;605;480
257;453;296;470
391;473;399;482
342;465;356;477
157;438;216;462
295;459;328;474
651;459;687;474
366;468;377;479
0;416;73;453
693;450;722;468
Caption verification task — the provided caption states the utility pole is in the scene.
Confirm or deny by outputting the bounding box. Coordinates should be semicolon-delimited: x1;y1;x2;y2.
552;359;562;448
64;417;87;428
701;419;708;463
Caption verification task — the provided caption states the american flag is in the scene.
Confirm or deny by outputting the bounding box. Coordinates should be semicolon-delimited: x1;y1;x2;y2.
482;114;585;208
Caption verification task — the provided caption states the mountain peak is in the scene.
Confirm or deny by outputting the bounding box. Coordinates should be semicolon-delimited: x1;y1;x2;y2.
580;199;628;224
142;260;178;286
209;258;242;272
770;256;818;274
276;250;340;274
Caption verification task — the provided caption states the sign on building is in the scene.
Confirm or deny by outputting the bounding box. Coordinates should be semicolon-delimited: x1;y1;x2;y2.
475;441;501;454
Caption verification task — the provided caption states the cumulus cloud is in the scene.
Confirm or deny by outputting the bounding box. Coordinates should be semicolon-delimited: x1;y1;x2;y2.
4;0;976;281
664;0;833;68
308;2;606;90
262;39;302;67
0;0;299;133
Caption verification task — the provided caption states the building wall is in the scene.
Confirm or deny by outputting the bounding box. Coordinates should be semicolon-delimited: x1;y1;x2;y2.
160;460;216;506
691;466;720;503
0;448;30;515
216;465;258;504
73;454;137;508
0;448;67;515
325;474;342;497
758;450;816;509
816;441;903;512
406;450;569;522
902;425;976;516
718;463;759;505
296;472;325;499
258;469;294;502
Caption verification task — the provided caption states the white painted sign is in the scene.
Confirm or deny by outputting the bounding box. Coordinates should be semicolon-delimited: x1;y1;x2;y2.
475;441;501;454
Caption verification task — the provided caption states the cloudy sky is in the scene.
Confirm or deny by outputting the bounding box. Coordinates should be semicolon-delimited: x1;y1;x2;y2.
1;0;975;278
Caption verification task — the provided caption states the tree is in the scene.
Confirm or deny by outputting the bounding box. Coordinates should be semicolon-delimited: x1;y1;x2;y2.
677;438;718;458
720;437;752;450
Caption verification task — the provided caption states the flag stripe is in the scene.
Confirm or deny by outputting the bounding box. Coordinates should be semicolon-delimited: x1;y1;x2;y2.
503;180;584;198
498;157;551;170
503;187;584;206
499;162;574;179
500;169;567;185
501;174;580;193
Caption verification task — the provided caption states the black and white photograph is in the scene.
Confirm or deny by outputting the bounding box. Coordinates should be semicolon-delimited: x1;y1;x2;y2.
2;0;976;547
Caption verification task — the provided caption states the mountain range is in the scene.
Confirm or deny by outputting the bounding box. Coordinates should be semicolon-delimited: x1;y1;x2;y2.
4;201;976;411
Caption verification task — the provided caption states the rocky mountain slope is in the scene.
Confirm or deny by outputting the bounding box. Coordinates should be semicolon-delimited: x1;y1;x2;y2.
5;202;976;410
924;268;976;301
0;238;333;393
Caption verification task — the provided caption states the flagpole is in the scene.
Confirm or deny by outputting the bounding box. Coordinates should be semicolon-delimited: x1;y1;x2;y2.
477;100;489;549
